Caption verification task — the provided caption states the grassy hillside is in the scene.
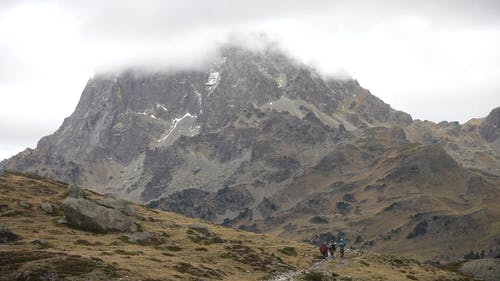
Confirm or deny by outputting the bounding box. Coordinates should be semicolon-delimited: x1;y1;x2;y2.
0;172;477;280
0;171;315;280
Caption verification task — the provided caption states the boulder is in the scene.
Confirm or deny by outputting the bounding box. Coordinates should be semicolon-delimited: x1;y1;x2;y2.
96;198;136;216
31;239;49;249
17;201;31;209
0;223;19;243
62;198;137;233
41;202;54;214
67;184;85;199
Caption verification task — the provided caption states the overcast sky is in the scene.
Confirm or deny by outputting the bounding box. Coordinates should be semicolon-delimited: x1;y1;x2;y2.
1;0;500;161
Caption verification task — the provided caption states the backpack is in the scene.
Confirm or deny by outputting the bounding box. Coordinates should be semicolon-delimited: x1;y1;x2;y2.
339;240;345;249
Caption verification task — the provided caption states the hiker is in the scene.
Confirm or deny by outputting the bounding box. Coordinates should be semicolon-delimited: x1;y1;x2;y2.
339;238;346;258
320;241;329;260
328;240;336;258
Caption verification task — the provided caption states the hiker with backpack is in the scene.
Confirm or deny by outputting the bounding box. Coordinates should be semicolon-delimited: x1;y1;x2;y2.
328;240;336;259
319;241;329;260
338;238;346;258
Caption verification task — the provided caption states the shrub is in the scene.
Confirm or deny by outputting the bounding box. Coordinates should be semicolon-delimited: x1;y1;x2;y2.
278;247;297;256
309;216;329;224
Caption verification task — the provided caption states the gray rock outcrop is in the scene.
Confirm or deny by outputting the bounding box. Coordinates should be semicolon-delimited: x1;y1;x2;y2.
17;201;31;209
61;184;137;233
67;184;85;198
41;202;54;214
62;197;137;233
0;223;19;243
96;198;136;217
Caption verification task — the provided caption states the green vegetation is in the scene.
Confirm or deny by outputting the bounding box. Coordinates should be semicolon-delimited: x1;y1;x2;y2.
164;245;182;251
175;262;222;278
309;216;329;224
278;246;297;256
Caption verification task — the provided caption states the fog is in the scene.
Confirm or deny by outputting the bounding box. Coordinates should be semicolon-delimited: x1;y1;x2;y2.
1;0;500;160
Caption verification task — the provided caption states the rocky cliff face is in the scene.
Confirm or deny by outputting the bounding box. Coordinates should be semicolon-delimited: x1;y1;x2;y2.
0;46;412;198
479;107;500;142
2;44;500;261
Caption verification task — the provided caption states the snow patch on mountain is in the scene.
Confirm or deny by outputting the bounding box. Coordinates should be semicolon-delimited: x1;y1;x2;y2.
158;113;198;145
206;72;221;96
157;104;168;111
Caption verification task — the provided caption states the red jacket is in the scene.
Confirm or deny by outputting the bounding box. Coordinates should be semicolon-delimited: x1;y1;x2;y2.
320;243;328;255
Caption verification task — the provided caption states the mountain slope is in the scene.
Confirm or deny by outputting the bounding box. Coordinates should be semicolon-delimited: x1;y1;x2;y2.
1;171;478;281
0;171;315;280
1;44;499;262
259;139;500;261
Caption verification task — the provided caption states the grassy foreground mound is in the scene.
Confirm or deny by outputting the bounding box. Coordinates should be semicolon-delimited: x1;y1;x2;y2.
0;171;315;280
0;171;475;280
296;252;472;281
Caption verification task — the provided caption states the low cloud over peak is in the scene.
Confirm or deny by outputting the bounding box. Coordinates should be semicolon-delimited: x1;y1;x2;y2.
0;0;499;160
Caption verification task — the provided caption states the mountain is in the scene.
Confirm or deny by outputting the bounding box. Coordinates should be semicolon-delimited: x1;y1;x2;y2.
0;172;477;280
2;44;499;262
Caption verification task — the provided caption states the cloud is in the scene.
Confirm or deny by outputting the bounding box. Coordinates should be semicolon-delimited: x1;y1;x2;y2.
59;0;500;32
0;0;500;160
0;116;54;161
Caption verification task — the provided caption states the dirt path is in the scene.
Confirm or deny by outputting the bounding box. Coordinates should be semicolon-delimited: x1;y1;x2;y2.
264;256;350;281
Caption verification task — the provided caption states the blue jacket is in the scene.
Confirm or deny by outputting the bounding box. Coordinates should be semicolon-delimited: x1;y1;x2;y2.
339;240;345;248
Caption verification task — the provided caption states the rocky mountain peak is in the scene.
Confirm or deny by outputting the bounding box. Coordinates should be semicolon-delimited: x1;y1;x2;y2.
479;106;500;142
2;44;500;263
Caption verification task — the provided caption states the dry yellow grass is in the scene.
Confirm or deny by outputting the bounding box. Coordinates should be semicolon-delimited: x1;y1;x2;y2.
318;252;468;281
0;172;473;280
0;171;316;280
